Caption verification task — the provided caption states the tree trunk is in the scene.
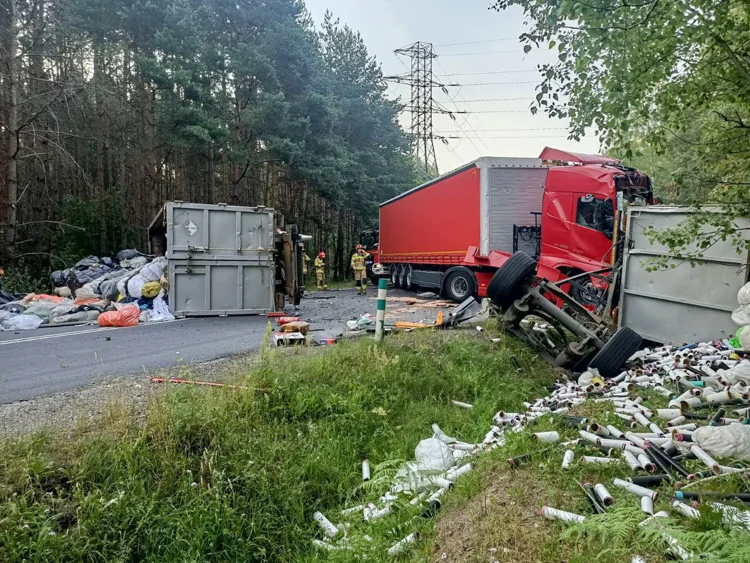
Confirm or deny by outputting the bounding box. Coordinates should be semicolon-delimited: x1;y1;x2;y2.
94;47;107;254
2;0;19;264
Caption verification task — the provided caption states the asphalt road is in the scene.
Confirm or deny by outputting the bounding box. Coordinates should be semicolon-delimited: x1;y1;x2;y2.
0;288;447;404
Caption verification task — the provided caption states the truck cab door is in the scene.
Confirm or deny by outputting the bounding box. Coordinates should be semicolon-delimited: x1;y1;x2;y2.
570;194;615;264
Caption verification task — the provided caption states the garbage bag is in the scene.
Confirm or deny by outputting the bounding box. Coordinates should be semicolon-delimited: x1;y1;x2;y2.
739;282;750;307
48;305;78;322
141;281;161;299
414;438;455;471
693;424;750;461
140;257;167;282
51;270;66;287
117;269;142;298
0;314;43;331
740;325;750;351
151;292;175;322
75;284;99;300
21;293;65;304
73;264;112;285
74;255;100;269
1;302;25;314
50;310;101;324
120;256;149;269
117;249;143;262
732;305;750;327
139;310;151;323
54;286;72;298
127;274;146;299
101;257;115;268
98;304;140;327
0;288;18;305
23;300;66;319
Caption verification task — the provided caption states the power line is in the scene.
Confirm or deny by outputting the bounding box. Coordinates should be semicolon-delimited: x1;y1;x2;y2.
435;97;531;102
435;59;492;154
438;134;570;140
439;49;547;57
436;127;568;132
457;80;540;86
440;70;538;76
434;38;519;48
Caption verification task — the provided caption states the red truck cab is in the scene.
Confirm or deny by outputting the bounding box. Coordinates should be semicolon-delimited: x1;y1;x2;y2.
379;148;653;303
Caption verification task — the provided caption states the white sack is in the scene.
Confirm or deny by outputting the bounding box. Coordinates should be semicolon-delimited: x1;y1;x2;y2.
693;424;750;461
732;305;750;327
414;437;455;471
738;282;750;307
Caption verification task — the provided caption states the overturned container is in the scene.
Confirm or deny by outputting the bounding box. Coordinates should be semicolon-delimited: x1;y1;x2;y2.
149;202;307;317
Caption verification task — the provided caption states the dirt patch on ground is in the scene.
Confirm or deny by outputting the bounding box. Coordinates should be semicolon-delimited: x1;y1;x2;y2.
431;466;553;563
0;354;261;438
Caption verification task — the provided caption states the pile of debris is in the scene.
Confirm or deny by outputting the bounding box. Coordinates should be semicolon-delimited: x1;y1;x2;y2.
310;332;750;559
0;250;173;331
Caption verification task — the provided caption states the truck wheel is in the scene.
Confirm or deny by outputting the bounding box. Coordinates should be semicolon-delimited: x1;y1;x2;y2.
486;252;537;309
398;264;407;288
588;327;643;378
444;270;474;303
404;265;413;291
391;264;401;288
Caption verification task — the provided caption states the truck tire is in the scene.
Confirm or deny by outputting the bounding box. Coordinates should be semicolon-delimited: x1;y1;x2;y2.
398;264;407;288
588;327;643;378
391;264;401;288
444;269;475;303
404;265;414;291
486;252;537;309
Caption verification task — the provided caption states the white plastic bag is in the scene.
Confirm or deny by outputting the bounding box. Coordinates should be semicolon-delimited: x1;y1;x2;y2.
150;292;175;322
693;424;750;461
127;274;146;299
732;305;750;327
140;257;167;282
740;325;750;351
414;438;455;471
0;315;43;331
723;362;750;385
738;282;750;307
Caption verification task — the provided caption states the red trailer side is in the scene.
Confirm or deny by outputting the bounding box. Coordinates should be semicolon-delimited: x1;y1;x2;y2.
379;165;480;265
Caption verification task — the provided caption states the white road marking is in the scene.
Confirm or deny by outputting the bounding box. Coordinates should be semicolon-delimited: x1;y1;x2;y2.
0;320;183;346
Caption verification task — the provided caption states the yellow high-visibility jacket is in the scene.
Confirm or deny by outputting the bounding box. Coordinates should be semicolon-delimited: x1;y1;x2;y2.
351;252;369;271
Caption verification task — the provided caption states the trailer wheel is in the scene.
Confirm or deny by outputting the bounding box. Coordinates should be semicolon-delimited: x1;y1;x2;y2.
444;270;474;303
588;327;643;378
391;264;401;288
486;252;537;309
404;265;414;291
398;264;407;288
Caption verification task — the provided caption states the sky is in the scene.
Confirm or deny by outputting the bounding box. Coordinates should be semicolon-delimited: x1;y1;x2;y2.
303;0;601;174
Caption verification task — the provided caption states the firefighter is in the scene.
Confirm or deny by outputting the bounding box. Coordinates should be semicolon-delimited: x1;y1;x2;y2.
351;244;370;295
302;250;311;277
314;251;328;290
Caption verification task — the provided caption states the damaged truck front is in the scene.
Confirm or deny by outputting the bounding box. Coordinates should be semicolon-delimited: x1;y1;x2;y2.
377;147;653;312
149;202;306;317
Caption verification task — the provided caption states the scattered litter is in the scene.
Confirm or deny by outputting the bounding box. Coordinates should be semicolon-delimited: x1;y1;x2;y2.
451;400;473;409
0;314;43;331
148;377;265;391
273;332;306;346
347;314;374;330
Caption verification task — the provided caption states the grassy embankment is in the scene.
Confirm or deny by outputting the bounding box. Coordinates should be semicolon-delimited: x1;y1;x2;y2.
2;327;750;563
0;327;555;562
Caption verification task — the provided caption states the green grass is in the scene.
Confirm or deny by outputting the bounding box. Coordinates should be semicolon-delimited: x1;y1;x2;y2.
0;330;556;562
